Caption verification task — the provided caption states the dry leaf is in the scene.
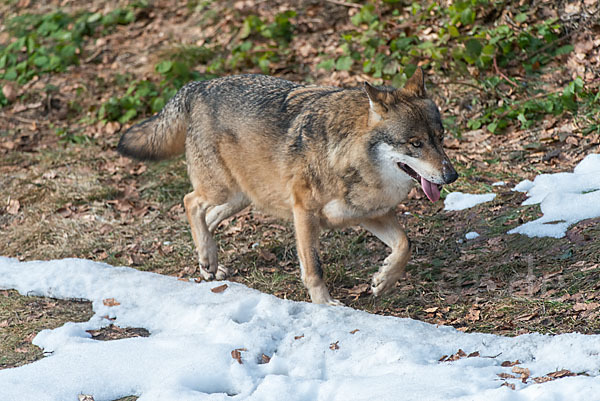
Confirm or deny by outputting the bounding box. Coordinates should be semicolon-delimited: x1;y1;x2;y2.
130;163;147;176
501;382;516;390
547;369;575;379
349;329;359;334
231;349;243;364
348;283;370;298
533;376;554;383
211;284;228;293
6;199;20;215
261;354;271;364
294;334;304;340
424;307;439;313
573;302;598;312
497;373;517;379
102;298;120;307
2;82;18;102
512;366;530;382
104;121;121;135
466;306;481;322
258;248;276;262
329;341;339;350
445;349;468;362
467;351;480;358
501;360;521;367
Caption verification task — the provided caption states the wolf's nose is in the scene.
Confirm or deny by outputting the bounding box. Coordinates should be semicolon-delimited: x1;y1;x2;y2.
443;165;459;184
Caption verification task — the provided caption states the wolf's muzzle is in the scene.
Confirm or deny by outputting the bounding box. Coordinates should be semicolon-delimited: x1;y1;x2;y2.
443;164;459;184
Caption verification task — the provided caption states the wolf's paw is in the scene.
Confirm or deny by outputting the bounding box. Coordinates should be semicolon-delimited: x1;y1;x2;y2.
326;298;345;307
371;271;402;297
199;263;216;280
309;285;344;306
215;264;230;280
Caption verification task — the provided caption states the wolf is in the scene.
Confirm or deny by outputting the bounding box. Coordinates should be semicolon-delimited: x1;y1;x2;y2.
117;69;458;305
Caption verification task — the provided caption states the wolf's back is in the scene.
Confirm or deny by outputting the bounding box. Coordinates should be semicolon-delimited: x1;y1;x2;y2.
117;82;202;161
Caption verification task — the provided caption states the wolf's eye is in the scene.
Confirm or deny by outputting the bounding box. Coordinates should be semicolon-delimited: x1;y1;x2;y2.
411;140;422;148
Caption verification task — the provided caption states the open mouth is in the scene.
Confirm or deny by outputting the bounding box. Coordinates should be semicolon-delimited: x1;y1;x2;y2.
397;162;442;202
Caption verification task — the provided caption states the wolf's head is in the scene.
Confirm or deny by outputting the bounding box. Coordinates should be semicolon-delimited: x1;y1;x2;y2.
365;68;458;202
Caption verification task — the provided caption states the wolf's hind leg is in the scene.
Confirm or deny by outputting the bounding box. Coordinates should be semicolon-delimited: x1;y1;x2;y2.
361;211;411;296
184;191;222;280
206;192;250;233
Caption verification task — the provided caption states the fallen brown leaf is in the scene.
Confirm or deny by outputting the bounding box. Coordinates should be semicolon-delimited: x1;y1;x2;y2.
512;366;530;382
501;360;521;367
102;298;121;307
261;353;271;364
2;82;18;102
533;376;554;383
547;369;575;379
104;121;121;135
294;334;304;340
497;373;517;379
231;349;244;364
350;329;359;334
501;382;516;390
6;199;20;215
466;305;481;322
211;284;228;293
329;341;339;350
445;349;468;362
573;302;599;312
258;248;276;262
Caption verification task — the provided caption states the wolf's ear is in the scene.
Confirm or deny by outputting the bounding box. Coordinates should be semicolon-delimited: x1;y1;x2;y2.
403;67;426;97
364;82;388;124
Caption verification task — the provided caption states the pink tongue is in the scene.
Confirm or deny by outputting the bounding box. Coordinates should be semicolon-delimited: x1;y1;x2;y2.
421;177;440;202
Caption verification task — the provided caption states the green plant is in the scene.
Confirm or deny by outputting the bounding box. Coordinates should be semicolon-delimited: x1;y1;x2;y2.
0;8;138;94
229;10;296;73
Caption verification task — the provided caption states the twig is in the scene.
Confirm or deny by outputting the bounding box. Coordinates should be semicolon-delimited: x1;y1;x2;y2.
325;0;362;8
493;55;519;88
516;30;576;63
0;113;38;125
436;80;489;93
84;46;106;63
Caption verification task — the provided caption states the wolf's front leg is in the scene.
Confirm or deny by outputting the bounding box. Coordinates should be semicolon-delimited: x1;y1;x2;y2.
292;204;343;306
361;211;411;296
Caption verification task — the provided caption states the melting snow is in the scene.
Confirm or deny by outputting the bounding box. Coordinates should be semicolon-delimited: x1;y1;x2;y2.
1;257;600;400
465;231;480;240
444;192;496;211
509;154;600;238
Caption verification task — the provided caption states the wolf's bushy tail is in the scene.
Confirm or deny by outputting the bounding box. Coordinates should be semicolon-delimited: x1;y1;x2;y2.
117;84;195;161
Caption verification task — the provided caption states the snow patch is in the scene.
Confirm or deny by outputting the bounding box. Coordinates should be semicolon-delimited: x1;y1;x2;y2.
444;192;496;211
465;231;480;240
491;181;505;187
2;257;600;400
509;154;600;238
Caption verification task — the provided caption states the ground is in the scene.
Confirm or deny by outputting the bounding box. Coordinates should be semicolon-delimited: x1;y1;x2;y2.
0;0;599;377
